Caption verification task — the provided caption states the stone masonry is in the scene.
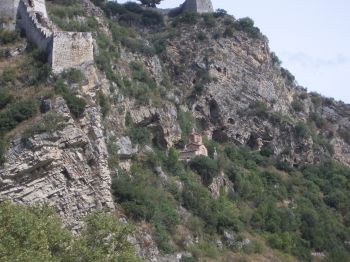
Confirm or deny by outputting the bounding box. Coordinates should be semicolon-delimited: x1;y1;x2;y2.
0;0;20;30
0;0;94;73
49;32;94;74
182;0;214;14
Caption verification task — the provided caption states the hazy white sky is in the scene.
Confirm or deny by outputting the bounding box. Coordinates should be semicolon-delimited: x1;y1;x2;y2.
118;0;350;103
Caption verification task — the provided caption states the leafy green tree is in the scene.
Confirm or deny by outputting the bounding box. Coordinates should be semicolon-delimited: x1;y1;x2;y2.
0;201;140;261
69;212;140;262
0;201;71;261
138;0;163;8
189;155;218;186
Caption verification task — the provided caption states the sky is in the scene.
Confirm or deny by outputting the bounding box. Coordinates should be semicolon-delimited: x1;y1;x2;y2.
117;0;350;103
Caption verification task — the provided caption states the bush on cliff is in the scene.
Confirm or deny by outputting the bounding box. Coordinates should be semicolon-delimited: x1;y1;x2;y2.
189;155;219;186
55;79;86;118
0;100;38;134
0;29;20;44
0;201;140;261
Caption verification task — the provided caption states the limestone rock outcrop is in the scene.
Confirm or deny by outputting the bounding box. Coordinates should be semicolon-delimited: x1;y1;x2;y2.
0;97;114;230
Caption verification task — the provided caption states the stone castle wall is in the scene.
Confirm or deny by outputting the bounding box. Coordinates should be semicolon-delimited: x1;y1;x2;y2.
182;0;213;14
17;0;52;50
0;0;20;30
0;0;94;73
49;32;94;74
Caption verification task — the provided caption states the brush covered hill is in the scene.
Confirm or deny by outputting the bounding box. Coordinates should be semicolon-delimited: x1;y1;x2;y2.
0;0;349;261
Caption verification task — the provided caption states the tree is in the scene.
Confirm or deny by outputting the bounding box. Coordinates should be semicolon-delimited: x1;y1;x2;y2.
189;155;218;186
0;201;140;261
138;0;162;8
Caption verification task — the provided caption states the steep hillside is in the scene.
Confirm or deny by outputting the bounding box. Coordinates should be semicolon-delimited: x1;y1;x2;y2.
0;0;350;261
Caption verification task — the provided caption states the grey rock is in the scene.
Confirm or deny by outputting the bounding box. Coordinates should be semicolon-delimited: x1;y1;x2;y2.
117;136;138;159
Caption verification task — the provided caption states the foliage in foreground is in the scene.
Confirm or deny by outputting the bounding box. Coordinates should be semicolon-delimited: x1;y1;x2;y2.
0;201;140;262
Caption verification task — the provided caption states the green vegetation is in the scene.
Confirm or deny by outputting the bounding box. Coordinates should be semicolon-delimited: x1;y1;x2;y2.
24;112;67;138
196;31;207;41
189;155;218;186
55;79;86;118
47;1;98;32
113;165;178;252
0;201;140;261
117;61;160;104
309;112;327;129
172;12;199;26
60;68;84;85
295;122;311;139
281;67;296;85
340;129;350;144
291;99;304;112
270;52;282;66
203;13;216;27
0;29;20;44
248;101;269;118
177;109;193;140
138;0;163;8
97;92;111;118
129;126;151;146
0;100;38;134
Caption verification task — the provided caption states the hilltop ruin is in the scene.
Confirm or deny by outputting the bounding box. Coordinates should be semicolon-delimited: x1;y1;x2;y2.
0;0;94;74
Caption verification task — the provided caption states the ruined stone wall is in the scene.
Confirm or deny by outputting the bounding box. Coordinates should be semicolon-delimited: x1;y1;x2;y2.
30;0;48;18
182;0;213;14
17;0;52;50
196;0;213;13
1;0;94;73
0;0;20;30
49;32;94;73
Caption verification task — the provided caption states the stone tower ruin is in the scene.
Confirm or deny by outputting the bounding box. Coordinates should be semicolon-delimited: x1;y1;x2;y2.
0;0;94;74
182;0;214;14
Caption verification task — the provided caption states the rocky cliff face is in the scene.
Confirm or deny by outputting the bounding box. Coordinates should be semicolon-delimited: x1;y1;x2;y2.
158;25;350;167
0;66;114;230
1;1;350;260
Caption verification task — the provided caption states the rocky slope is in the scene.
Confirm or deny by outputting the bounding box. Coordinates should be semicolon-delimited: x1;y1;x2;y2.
0;0;350;261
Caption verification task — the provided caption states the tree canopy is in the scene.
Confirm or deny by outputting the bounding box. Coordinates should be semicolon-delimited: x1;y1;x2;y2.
138;0;163;8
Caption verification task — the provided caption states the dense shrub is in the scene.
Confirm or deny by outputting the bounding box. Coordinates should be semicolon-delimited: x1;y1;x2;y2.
0;201;139;261
0;100;38;134
0;138;6;165
233;17;261;38
97;92;110;118
214;9;227;18
55;79;86;118
295;122;311;139
0;89;12;109
249;101;269;118
189;155;218;186
177;109;193;140
196;31;207;41
112;170;178;253
310;92;323;108
291;99;304;112
203;13;216;27
0;29;20;44
61;68;84;84
128;126;151;145
141;10;164;27
0;68;16;87
173;12;199;26
339;129;350;144
24;112;66;138
281;67;295;85
270;52;282;66
309;112;327;129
